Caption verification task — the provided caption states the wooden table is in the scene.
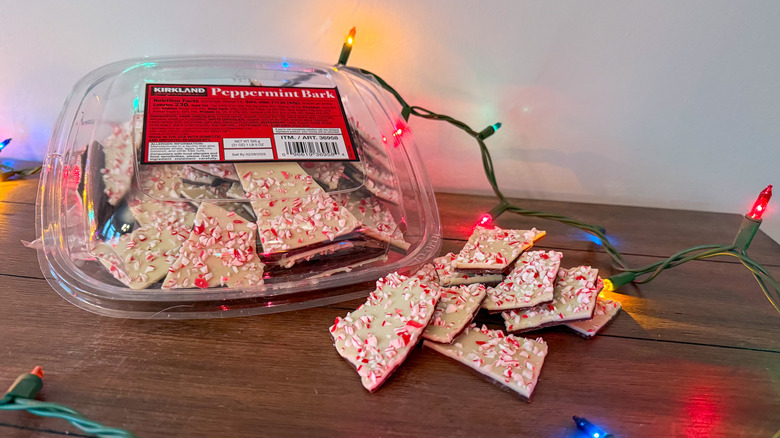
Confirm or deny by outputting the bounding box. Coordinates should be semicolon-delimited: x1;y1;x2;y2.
1;178;778;437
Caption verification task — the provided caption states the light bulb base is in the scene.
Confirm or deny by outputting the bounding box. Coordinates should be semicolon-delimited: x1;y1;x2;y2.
337;44;353;65
733;215;761;251
477;123;502;140
488;202;508;220
603;272;637;292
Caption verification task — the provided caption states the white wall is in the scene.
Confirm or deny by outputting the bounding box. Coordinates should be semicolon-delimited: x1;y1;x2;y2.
1;0;778;243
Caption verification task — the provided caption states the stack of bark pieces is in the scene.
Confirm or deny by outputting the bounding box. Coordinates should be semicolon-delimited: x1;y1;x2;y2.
330;226;622;399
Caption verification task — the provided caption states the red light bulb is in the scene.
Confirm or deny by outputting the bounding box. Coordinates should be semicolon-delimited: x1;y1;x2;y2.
476;213;492;226
747;185;772;220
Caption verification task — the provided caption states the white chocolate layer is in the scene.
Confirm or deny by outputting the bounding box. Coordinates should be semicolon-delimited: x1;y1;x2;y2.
101;115;142;205
424;324;548;400
162;203;264;289
455;227;546;270
235;162;361;254
190;163;239;181
94;224;186;289
565;297;621;337
502;266;602;333
483;250;562;312
333;193;409;251
329;265;441;392
423;284;487;344
434;253;503;286
301;162;345;190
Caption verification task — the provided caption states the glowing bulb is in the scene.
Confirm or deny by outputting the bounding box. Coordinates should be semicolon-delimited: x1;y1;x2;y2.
338;27;357;65
476;213;492;226
573;416;611;438
282;61;289;68
382;136;387;142
492;122;502;131
0;138;10;152
747;185;772;220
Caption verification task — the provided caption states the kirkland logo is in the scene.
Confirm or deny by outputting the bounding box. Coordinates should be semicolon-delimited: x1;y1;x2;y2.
151;87;207;95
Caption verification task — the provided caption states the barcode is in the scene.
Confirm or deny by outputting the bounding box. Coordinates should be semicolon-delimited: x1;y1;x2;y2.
283;141;340;157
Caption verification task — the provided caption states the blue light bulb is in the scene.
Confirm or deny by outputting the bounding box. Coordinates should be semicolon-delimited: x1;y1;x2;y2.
573;416;611;438
0;138;10;152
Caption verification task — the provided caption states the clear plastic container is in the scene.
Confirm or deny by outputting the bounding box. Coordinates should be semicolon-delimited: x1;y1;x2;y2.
37;56;441;319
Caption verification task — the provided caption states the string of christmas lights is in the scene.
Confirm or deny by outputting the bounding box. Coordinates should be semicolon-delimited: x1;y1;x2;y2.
336;28;780;312
0;367;135;437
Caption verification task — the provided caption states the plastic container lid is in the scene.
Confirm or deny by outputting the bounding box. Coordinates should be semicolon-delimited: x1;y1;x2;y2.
37;56;441;319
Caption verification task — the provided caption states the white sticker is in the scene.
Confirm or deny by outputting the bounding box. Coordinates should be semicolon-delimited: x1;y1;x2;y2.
224;138;272;149
225;149;275;160
147;142;220;162
273;134;350;159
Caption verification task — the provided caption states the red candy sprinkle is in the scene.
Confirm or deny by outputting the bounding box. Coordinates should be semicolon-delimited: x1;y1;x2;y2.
406;320;424;329
194;276;209;289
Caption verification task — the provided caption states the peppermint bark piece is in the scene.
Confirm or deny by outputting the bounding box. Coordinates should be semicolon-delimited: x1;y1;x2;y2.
565;297;621;338
333;193;410;252
424;324;548;400
235;162;361;255
482;250;562;312
100;115;143;205
502;266;602;333
162;203;264;289
190;163;239;181
433;253;503;286
363;178;401;204
454;227;546;273
93;224;187;289
301;162;346;190
329;265;441;392
127;189;196;232
423;284;487;344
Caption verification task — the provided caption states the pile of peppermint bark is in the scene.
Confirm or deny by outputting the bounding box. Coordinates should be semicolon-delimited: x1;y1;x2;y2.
330;226;622;399
92;118;409;289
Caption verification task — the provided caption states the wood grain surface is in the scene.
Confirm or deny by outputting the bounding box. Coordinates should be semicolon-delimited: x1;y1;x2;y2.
1;177;778;437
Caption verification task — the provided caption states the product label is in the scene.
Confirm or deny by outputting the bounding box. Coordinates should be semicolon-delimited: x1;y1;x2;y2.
141;84;359;164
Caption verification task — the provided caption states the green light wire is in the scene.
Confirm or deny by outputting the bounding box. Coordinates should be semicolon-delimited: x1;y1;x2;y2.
343;64;780;313
0;397;135;437
347;66;629;269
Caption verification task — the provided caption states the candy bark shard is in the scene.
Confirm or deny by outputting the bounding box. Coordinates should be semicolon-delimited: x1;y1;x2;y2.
329;265;441;392
424;324;548;400
423;284;487;344
189;163;239;181
235;162;361;254
482;250;562;312
301;162;346;190
565;297;621;338
434;253;503;286
332;193;409;252
455;227;546;272
127;194;196;232
162;202;264;289
101;115;143;205
93;225;187;290
502;266;602;333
